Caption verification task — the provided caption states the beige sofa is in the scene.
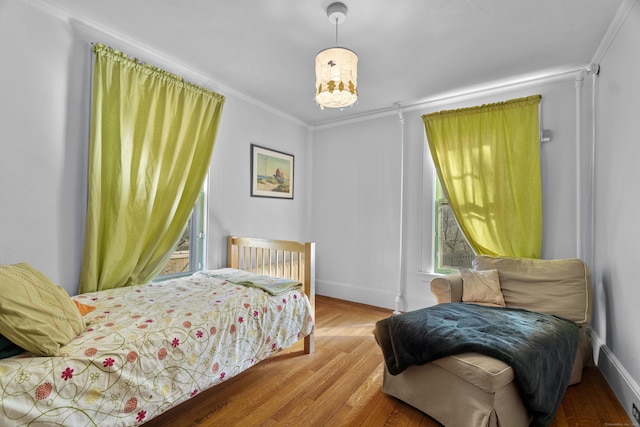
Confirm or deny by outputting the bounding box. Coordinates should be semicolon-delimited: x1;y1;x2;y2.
382;255;593;427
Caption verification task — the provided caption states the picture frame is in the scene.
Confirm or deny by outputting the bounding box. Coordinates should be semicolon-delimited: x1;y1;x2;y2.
250;144;294;199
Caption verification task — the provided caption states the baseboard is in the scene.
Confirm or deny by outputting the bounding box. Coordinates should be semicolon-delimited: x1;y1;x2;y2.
316;279;433;312
590;328;640;425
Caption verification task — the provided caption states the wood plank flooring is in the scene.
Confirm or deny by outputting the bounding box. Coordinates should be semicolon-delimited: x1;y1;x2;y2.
144;296;633;427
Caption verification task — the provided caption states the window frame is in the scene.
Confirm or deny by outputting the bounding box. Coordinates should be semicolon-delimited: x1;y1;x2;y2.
154;187;207;280
433;176;474;274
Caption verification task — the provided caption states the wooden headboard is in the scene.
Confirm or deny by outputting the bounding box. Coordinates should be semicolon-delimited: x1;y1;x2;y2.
227;236;315;353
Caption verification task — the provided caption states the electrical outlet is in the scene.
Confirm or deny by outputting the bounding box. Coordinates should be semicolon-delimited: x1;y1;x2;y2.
633;403;640;424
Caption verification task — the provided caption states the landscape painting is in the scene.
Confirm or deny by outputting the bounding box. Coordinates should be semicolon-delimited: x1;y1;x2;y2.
250;144;294;199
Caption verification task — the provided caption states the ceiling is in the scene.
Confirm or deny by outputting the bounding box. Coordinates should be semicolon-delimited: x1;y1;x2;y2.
42;0;622;126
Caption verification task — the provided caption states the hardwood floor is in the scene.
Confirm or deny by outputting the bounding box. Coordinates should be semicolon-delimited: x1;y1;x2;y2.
145;296;633;427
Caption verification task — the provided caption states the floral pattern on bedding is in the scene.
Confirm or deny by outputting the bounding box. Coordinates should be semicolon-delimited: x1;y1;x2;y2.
0;271;314;426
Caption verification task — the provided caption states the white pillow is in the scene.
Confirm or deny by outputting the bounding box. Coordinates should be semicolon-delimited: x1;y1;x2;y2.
461;269;506;307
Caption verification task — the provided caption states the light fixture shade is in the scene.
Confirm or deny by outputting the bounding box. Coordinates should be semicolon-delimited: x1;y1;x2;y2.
315;47;358;109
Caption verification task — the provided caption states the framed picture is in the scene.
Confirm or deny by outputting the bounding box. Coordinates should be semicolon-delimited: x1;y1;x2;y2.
250;144;294;199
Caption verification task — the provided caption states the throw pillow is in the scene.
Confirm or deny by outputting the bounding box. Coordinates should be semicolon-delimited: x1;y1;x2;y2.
461;268;506;307
0;263;85;356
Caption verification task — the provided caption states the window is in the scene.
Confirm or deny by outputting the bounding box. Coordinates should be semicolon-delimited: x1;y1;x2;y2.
157;189;206;278
434;177;474;274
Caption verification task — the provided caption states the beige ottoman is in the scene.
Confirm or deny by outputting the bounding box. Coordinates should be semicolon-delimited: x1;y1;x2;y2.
383;352;531;427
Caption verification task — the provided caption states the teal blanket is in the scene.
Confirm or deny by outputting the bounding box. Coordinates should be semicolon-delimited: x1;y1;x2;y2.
0;334;24;359
202;268;301;295
374;303;578;427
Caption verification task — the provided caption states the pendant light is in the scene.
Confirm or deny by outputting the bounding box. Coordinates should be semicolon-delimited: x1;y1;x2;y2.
315;2;358;110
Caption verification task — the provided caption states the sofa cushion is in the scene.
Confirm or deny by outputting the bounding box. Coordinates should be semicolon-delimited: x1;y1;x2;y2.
461;269;506;307
473;256;592;325
432;352;515;393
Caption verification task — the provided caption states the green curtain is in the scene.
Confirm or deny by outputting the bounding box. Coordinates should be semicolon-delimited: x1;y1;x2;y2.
423;95;542;258
80;44;225;293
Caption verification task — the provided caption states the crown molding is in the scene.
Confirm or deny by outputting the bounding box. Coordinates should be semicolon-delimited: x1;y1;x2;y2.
313;66;585;130
591;0;638;65
21;0;311;130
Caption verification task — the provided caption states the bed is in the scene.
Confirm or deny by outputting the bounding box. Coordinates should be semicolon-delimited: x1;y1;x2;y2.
0;236;315;426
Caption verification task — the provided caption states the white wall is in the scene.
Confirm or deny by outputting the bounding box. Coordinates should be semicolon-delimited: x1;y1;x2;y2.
312;115;403;306
312;77;584;312
592;0;640;416
206;95;312;269
0;0;88;295
0;0;312;295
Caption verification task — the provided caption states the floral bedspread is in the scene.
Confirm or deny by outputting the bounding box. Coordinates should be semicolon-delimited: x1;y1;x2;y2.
0;270;314;426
